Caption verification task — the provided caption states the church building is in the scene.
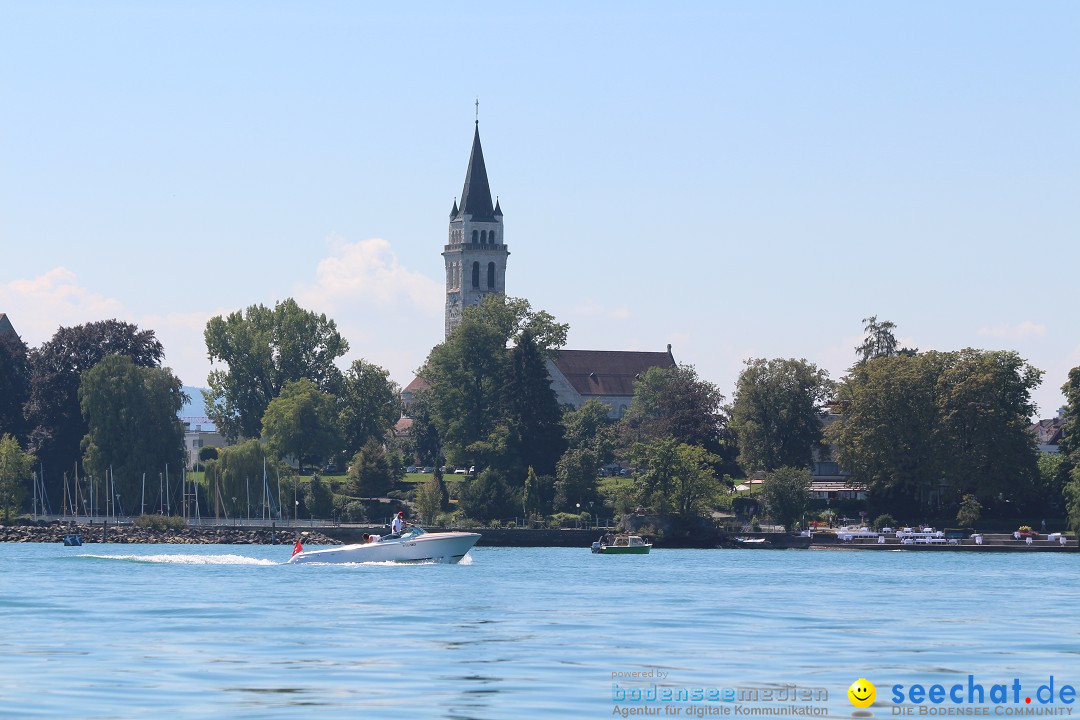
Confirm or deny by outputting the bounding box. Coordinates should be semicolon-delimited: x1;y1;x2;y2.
404;121;674;420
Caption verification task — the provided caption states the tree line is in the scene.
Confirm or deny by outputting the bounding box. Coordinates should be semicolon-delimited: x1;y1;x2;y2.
2;305;1078;533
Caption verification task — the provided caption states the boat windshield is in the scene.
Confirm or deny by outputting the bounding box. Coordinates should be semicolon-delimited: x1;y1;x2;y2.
401;525;427;538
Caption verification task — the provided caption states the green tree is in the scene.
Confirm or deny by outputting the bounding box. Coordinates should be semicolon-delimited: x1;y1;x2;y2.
828;349;1042;513
304;473;334;519
761;466;811;531
1060;367;1080;532
415;476;444;524
554;447;600;512
505;329;565;476
78;355;187;512
213;440;276;519
197;445;219;472
406;390;441;466
422;294;567;470
523;466;541;517
25;320;164;503
338;359;400;459
0;332;30;441
204;298;348;441
348;437;394;498
855;315;899;363
622;364;738;477
261;378;341;474
1034;453;1066;513
934;349;1042;501
564;399;616;457
730;357;834;472
553;400;616;512
458;468;518;523
826;353;939;513
0;434;35;522
956;493;982;527
631;438;722;518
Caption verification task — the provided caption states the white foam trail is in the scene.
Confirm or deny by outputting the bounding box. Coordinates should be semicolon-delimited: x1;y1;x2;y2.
78;553;278;566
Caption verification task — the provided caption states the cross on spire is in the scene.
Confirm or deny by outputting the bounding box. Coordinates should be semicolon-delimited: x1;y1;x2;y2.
475;97;479;125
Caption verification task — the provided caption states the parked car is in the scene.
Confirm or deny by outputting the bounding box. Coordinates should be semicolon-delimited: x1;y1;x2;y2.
406;466;418;473
322;464;339;474
422;466;434;474
453;468;467;475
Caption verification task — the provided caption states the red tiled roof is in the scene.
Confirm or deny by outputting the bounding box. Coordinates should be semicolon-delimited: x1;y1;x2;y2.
403;376;431;394
551;349;675;398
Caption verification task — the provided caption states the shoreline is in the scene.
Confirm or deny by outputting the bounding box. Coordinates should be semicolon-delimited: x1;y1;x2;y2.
810;541;1078;553
3;521;1076;552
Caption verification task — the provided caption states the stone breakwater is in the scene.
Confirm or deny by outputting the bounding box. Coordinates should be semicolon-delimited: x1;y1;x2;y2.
0;523;341;545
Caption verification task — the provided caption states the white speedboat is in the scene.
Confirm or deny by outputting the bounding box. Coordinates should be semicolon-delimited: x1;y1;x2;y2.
287;526;480;564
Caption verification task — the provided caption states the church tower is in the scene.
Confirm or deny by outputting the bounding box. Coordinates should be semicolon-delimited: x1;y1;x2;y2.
443;122;508;338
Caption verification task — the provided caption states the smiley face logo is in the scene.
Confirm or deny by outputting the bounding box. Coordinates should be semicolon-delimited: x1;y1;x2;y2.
848;678;876;708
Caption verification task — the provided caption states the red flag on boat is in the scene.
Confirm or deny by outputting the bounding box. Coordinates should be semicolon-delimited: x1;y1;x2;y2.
291;539;304;557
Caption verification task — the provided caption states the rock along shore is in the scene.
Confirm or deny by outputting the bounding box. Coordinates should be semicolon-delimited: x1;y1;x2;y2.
0;522;340;546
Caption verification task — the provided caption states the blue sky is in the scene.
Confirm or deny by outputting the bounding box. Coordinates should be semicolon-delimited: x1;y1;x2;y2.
2;1;1077;418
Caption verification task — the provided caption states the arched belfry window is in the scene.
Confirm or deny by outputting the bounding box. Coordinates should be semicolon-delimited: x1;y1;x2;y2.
481;230;487;243
487;262;495;288
472;230;478;243
472;261;480;288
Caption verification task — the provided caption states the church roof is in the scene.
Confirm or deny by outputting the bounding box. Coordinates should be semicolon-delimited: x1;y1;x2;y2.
551;349;676;398
0;313;16;339
454;124;497;223
403;375;431;395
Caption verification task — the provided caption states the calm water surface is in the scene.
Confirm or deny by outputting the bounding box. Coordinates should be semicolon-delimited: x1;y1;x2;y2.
1;544;1078;718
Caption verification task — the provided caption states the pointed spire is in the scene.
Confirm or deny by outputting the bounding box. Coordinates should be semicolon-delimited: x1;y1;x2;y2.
494;196;502;216
457;124;497;222
450;198;459;217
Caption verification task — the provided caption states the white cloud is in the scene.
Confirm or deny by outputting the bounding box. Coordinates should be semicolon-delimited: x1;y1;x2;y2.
0;268;219;388
0;267;125;346
297;236;442;314
293;236;446;386
0;237;523;392
978;321;1047;341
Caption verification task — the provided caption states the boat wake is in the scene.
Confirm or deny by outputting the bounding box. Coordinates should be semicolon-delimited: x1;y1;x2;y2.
75;553;278;566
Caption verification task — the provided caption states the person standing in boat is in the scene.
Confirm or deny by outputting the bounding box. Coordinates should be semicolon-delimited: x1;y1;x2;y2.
387;510;408;537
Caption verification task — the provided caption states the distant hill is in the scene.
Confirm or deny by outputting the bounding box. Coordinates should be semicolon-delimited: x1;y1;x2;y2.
180;387;207;418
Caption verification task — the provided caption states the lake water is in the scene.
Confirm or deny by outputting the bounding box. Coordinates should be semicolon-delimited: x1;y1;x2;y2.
1;544;1078;719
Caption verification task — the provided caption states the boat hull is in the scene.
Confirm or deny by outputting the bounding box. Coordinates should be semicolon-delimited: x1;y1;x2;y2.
287;531;481;564
596;545;651;554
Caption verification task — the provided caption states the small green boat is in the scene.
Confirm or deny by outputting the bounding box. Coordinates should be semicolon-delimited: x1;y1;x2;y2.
591;534;652;554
